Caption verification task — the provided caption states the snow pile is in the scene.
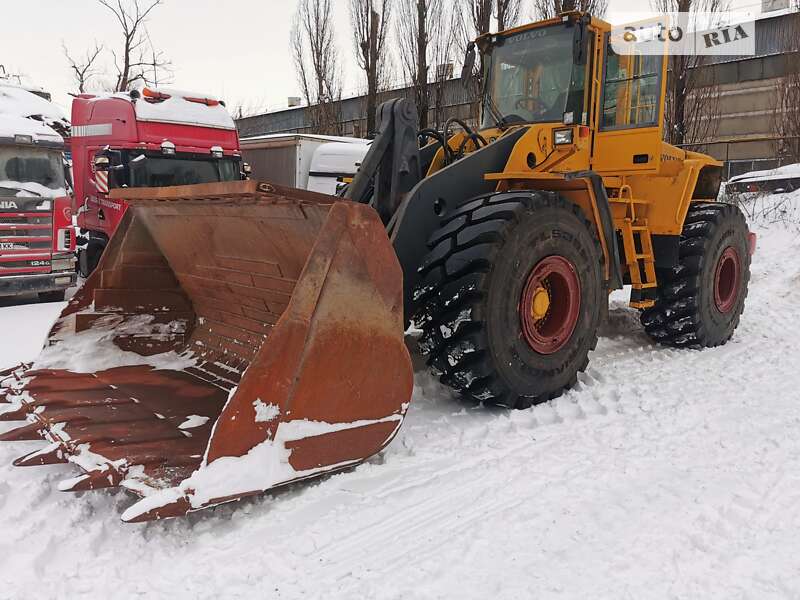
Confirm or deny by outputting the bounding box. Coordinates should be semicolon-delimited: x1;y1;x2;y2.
252;399;280;423
34;314;197;373
0;82;69;137
728;162;800;184
0;114;62;146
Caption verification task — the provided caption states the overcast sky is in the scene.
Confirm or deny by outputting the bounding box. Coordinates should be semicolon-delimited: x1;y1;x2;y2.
0;0;765;117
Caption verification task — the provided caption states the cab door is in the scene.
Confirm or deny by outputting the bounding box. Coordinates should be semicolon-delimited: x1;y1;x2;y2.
591;34;667;175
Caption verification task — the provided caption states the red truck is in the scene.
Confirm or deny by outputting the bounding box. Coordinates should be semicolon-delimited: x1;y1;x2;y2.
71;87;243;276
0;82;76;302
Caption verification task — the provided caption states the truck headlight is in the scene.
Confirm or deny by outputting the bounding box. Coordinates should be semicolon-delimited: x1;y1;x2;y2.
51;258;75;272
554;129;574;145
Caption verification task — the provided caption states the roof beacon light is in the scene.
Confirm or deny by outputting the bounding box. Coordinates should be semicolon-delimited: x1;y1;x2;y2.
186;96;221;107
161;140;176;155
143;88;172;103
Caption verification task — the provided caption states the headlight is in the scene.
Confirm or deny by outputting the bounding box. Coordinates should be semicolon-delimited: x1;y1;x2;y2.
554;129;574;145
51;258;75;272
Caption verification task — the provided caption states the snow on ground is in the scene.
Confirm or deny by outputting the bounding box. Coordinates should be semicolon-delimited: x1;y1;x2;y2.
0;294;64;369
2;195;800;599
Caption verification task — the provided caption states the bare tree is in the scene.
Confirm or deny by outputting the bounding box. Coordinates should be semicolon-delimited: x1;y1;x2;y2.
350;0;392;135
455;0;492;123
773;9;800;163
63;42;104;94
531;0;608;19
291;0;342;134
496;0;522;31
98;0;172;91
651;0;729;148
63;0;171;93
397;0;458;129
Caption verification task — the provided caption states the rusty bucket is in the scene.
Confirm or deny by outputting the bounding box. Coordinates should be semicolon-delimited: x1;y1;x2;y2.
0;181;413;522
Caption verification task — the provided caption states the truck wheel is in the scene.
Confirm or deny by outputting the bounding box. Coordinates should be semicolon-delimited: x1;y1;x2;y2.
38;290;66;303
641;202;751;347
413;192;605;409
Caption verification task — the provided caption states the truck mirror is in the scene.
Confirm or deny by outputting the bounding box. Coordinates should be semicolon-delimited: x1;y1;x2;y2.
573;19;586;65
242;162;252;179
461;43;476;88
93;156;110;172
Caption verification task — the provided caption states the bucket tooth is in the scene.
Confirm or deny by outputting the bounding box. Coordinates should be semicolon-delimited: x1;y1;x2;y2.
58;469;123;492
122;495;192;523
0;422;44;442
13;444;69;467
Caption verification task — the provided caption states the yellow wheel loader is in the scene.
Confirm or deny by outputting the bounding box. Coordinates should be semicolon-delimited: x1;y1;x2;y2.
0;12;753;521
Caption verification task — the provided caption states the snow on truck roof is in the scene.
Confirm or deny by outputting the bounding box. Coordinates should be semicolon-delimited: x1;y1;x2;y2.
87;86;236;131
0;82;66;144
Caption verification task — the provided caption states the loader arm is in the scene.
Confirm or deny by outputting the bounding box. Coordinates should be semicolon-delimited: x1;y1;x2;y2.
346;98;530;322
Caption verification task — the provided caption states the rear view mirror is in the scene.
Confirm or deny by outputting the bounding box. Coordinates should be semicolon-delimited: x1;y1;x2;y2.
573;19;587;65
93;155;110;172
461;43;476;87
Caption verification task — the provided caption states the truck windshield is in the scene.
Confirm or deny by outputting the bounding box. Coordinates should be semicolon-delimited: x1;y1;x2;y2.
128;155;240;188
0;146;65;197
482;24;588;128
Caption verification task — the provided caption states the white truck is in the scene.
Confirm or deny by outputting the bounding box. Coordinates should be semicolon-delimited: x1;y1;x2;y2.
239;134;370;195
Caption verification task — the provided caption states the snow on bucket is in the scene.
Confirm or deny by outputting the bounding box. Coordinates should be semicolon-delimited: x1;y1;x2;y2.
0;180;413;521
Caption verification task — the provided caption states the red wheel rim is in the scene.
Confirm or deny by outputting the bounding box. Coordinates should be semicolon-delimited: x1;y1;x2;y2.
519;256;581;355
714;246;741;313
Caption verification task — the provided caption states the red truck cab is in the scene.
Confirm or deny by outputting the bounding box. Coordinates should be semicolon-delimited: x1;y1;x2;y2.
0;83;77;302
71;87;242;275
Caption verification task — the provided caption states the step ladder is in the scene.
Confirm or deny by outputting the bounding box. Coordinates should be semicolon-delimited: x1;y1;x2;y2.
611;186;658;309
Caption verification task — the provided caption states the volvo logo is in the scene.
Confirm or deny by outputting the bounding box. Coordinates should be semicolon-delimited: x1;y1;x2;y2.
0;201;19;210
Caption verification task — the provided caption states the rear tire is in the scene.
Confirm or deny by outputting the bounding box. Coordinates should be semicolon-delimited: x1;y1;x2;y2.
413;192;605;409
38;290;66;303
641;202;751;347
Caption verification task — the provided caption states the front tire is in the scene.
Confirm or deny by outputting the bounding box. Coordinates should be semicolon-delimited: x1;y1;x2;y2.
413;192;605;409
641;202;751;347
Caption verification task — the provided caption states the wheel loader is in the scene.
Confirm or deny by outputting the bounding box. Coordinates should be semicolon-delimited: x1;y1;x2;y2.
0;12;753;522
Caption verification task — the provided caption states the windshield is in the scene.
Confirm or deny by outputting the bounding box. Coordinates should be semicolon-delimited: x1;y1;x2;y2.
0;146;65;197
482;24;589;128
128;154;240;188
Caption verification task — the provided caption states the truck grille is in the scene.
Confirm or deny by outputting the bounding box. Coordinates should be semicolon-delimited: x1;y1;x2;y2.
0;198;53;276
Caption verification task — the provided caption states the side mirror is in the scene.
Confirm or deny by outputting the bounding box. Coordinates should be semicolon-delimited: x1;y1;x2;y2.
461;43;476;88
242;162;252;180
93;155;110;172
573;20;587;65
94;149;126;189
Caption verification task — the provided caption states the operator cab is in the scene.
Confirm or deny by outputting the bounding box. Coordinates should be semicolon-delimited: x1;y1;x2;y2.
479;18;592;128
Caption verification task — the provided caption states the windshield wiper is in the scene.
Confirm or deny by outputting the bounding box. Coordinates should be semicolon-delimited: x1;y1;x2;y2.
0;185;42;197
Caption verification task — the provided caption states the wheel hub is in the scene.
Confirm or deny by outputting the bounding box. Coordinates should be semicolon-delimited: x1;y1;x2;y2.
714;246;741;313
519;256;581;355
530;287;551;320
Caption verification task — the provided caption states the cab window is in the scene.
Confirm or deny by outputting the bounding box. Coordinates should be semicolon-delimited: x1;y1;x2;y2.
601;40;663;129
